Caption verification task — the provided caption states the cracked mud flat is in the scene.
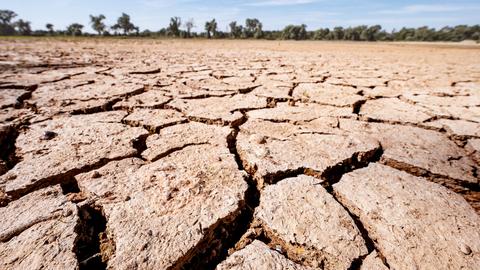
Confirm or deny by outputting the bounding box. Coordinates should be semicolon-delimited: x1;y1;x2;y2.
0;40;479;270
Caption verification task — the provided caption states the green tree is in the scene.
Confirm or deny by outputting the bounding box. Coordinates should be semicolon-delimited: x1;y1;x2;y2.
281;24;307;40
360;25;382;41
469;25;480;41
332;26;344;40
313;28;330;40
375;30;392;41
46;23;54;34
229;21;243;38
343;27;354;40
112;13;136;35
0;9;17;35
15;19;31;35
245;18;262;38
354;26;367;40
66;23;83;36
254;25;263;38
437;26;454;41
344;26;366;41
205;21;211;38
393;27;415;41
451;25;472;41
0;9;16;24
185;18;194;38
413;26;436;41
168;16;181;37
205;19;217;38
472;31;480;41
90;14;106;35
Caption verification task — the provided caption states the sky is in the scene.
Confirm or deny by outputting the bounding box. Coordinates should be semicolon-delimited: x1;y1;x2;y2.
1;0;479;33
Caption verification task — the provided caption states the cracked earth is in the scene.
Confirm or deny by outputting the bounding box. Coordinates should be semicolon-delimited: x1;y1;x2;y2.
0;40;479;269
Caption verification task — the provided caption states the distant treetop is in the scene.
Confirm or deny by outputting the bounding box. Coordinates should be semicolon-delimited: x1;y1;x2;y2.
0;9;478;42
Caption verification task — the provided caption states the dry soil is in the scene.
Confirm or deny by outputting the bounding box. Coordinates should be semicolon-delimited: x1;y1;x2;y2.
0;39;479;270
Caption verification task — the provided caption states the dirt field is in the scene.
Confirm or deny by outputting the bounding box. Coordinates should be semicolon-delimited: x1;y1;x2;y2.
0;39;479;269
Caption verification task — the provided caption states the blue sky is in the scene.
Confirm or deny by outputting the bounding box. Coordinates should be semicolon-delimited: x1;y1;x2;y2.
1;0;479;32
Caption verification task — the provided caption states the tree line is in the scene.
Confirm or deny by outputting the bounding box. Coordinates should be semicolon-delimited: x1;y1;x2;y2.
1;10;479;42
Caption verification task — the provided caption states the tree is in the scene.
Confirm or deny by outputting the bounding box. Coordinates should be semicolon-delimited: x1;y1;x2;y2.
313;28;329;40
0;9;16;24
332;26;344;40
204;21;211;38
254;24;263;38
15;19;31;35
360;25;381;41
111;24;120;35
205;19;217;38
375;30;392;41
343;27;354;40
353;25;367;40
112;13;137;35
472;31;480;41
451;25;472;41
185;18;194;38
344;26;366;41
437;26;454;41
66;23;83;36
2;9;480;41
210;19;217;37
229;21;243;38
46;23;54;34
245;18;262;38
393;27;415;41
413;26;435;41
168;17;181;37
0;9;17;35
90;14;106;35
281;24;307;40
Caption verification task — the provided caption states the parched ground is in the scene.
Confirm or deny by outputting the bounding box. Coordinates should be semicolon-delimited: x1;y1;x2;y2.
0;39;479;270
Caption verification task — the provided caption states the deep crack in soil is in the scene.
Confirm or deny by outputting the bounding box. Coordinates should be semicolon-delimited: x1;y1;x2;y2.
74;203;112;270
178;113;261;269
4;154;139;204
207;112;387;268
0;125;20;173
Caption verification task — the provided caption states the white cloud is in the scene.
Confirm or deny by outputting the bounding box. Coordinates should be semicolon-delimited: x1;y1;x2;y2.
377;4;480;15
405;4;462;13
244;0;317;7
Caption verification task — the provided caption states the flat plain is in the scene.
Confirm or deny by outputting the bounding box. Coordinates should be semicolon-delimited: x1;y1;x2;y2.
0;39;479;269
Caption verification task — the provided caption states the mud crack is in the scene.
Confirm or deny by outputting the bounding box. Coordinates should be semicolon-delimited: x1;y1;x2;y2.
4;154;140;205
176;113;261;269
0;125;20;174
74;203;113;270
